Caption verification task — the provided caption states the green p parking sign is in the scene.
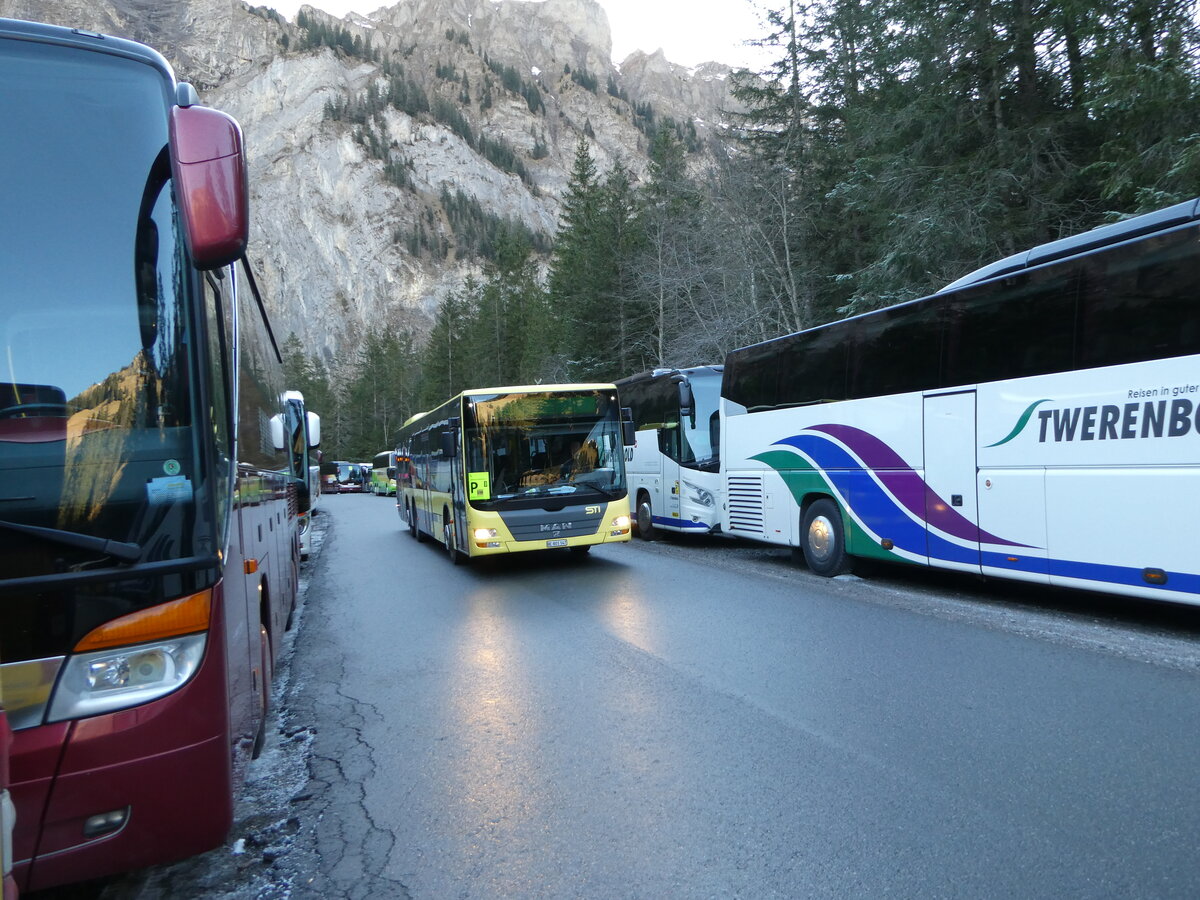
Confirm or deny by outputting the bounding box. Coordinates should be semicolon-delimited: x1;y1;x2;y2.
468;472;491;500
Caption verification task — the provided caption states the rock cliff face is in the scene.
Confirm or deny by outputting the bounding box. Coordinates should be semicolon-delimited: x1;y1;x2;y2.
0;0;747;363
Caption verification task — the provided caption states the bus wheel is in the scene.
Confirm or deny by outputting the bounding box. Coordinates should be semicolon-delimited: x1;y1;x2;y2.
252;624;272;759
444;517;464;566
802;498;850;577
409;502;425;542
636;493;657;541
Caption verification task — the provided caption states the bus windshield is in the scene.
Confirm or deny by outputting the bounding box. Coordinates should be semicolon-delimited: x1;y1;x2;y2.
679;371;721;466
463;389;627;505
0;41;208;579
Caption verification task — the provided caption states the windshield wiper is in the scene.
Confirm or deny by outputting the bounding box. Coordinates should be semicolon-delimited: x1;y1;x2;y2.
0;518;141;563
569;482;617;500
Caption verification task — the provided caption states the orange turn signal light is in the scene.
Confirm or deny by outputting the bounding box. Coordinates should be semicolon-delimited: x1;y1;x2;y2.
1142;568;1168;585
74;589;213;652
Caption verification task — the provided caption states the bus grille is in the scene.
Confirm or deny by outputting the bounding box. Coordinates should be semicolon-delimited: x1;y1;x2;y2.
499;507;604;541
727;475;765;535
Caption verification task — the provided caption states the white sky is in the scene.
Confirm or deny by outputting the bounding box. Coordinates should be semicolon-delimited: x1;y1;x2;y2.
264;0;775;70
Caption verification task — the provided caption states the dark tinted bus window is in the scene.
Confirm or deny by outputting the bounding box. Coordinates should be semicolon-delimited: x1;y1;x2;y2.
1076;226;1200;369
847;300;942;399
942;263;1077;387
620;377;673;430
776;325;848;406
724;342;780;411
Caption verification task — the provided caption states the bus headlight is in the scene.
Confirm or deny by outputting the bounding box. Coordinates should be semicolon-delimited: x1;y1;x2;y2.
682;479;715;508
612;515;631;532
46;634;206;723
473;528;498;540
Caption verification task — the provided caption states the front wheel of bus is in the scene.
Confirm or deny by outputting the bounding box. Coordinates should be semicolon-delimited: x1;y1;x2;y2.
636;493;657;541
444;515;464;566
802;499;850;577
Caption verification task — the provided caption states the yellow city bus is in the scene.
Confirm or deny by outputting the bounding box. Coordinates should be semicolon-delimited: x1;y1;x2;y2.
397;385;634;563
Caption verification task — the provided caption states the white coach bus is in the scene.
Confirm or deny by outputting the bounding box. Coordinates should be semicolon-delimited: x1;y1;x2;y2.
720;198;1200;605
616;366;723;539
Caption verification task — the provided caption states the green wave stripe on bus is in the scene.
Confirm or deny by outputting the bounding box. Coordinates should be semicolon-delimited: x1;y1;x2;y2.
752;450;899;563
985;398;1052;448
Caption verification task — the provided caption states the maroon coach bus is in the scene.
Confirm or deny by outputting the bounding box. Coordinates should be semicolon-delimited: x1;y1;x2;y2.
0;18;301;891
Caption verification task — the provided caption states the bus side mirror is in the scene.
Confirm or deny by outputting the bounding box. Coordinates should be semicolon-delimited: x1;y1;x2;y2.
621;407;636;446
307;411;321;448
269;414;286;451
441;429;457;458
387;467;396;479
169;99;249;269
677;381;695;429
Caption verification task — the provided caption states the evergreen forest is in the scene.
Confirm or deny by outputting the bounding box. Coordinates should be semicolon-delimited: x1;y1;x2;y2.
287;0;1200;461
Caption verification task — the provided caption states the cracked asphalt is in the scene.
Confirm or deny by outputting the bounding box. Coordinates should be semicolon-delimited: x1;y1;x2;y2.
77;491;1200;899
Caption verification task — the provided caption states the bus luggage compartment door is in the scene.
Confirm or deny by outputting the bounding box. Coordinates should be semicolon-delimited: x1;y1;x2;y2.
922;391;981;573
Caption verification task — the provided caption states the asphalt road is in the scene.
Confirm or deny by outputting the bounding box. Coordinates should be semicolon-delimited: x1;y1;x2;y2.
91;491;1200;899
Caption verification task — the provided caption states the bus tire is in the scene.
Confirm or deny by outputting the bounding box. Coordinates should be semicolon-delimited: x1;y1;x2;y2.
252;623;272;760
802;498;850;577
635;492;657;541
444;515;464;566
408;501;425;542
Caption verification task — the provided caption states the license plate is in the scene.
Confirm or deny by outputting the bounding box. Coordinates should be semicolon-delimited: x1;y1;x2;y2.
546;539;568;548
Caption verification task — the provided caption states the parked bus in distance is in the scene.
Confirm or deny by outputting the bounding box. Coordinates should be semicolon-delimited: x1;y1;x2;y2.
0;18;301;891
720;198;1200;605
371;450;398;496
279;391;321;558
397;385;635;562
319;457;339;494
320;461;363;494
616;366;723;539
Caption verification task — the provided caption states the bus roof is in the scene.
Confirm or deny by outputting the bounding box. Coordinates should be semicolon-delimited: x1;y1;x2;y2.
458;383;617;397
616;366;723;386
939;197;1200;293
0;16;176;82
730;196;1200;358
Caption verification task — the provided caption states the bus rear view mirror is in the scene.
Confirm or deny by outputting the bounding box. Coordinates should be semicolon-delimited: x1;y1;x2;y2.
621;407;636;446
306;412;321;448
269;413;286;452
169;98;248;269
677;381;695;428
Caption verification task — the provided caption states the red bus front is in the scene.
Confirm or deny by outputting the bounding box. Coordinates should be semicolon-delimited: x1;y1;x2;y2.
0;18;296;892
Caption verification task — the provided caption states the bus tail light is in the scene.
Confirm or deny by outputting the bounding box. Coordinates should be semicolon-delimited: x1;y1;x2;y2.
45;591;213;723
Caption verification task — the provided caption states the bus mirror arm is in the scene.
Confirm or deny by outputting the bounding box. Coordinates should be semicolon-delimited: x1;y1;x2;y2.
621;407;636;446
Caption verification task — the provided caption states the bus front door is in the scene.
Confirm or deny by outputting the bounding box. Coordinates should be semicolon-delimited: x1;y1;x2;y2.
922;391;981;573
